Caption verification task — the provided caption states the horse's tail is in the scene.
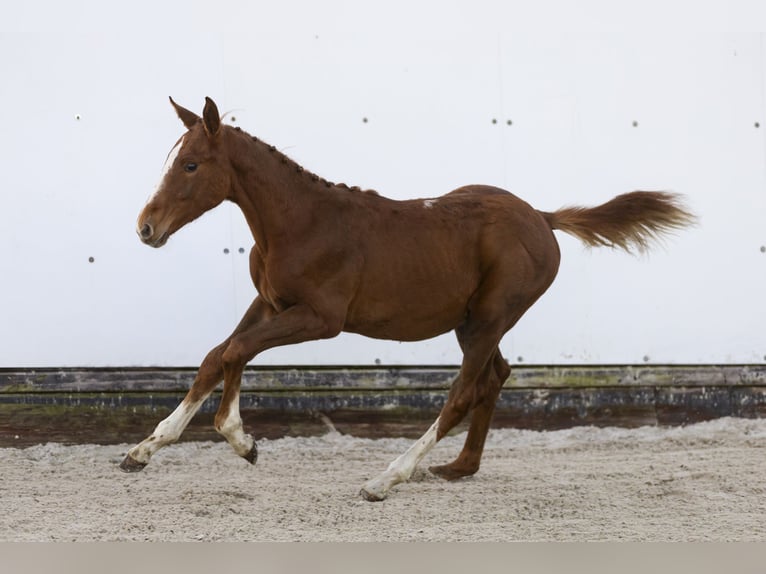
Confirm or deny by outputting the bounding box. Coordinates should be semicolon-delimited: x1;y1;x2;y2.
540;191;695;253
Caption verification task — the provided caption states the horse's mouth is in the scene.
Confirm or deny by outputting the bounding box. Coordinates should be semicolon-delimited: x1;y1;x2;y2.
139;230;169;248
148;232;170;248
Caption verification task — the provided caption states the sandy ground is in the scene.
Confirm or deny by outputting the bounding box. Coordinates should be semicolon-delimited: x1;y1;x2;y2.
2;417;766;541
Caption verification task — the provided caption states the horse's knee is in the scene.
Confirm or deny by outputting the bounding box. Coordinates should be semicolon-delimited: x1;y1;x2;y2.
221;338;248;372
204;340;228;363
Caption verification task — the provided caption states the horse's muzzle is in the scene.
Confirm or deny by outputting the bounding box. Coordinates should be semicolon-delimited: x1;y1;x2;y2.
139;223;153;241
137;222;169;248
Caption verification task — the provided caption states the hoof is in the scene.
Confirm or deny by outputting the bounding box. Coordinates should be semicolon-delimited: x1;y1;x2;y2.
428;463;477;481
359;487;387;502
119;453;148;473
243;442;258;465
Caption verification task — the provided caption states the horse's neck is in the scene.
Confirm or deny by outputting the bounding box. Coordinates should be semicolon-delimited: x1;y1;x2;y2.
227;131;327;250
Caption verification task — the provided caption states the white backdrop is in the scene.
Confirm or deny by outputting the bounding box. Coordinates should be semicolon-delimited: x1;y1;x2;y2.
1;0;764;367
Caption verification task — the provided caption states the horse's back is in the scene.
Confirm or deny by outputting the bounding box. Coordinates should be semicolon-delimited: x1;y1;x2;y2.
342;185;560;340
445;184;513;198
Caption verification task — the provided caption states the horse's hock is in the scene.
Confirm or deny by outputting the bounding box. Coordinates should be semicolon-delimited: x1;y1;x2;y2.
2;364;765;446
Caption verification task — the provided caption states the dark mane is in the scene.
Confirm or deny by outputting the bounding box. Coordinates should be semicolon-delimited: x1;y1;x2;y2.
230;125;378;195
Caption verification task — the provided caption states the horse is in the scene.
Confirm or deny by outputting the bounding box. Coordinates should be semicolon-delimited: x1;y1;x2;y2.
121;97;695;501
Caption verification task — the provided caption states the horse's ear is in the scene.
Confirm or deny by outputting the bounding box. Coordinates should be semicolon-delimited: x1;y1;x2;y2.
169;97;200;129
202;97;221;139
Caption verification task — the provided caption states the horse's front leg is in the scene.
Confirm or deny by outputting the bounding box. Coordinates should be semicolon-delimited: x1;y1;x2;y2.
119;297;275;472
212;302;343;463
214;382;256;464
119;344;225;472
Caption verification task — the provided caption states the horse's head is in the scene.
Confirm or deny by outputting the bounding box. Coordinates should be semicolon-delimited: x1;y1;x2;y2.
137;97;231;247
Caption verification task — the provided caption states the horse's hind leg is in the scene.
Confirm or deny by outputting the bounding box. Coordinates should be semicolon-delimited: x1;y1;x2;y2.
360;320;505;501
426;243;554;482
429;349;509;480
359;263;541;502
359;411;444;502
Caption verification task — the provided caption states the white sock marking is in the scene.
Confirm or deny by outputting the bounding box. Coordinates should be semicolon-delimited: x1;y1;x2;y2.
361;416;441;501
126;395;202;464
216;390;254;458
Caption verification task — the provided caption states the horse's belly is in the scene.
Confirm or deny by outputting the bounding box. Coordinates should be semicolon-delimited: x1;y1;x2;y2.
343;278;473;342
345;313;462;342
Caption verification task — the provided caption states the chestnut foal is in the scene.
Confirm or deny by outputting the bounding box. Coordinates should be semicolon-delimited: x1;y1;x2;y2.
121;97;694;501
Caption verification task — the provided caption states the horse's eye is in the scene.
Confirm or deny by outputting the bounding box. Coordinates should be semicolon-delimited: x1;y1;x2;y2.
184;162;198;173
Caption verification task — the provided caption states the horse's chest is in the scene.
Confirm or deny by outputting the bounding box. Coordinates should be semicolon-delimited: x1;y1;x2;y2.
250;252;289;312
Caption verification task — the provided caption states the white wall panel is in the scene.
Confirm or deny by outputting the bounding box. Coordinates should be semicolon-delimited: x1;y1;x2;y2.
1;0;764;366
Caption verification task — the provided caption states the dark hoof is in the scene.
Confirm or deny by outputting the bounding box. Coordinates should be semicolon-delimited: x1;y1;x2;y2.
119;453;148;473
428;463;477;481
243;442;258;465
359;488;386;502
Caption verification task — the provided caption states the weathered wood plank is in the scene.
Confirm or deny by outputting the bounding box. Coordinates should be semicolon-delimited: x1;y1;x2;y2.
2;365;764;393
1;366;765;446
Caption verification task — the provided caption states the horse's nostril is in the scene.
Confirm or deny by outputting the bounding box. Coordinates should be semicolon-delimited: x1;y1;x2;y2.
139;223;153;240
